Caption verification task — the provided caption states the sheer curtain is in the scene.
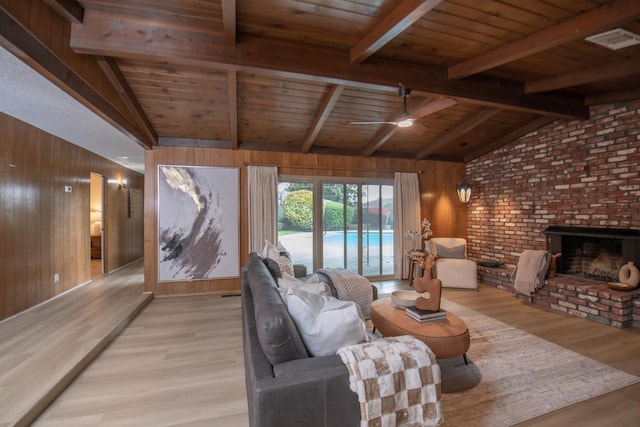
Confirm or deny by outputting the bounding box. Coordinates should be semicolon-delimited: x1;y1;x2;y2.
248;166;278;253
394;172;421;279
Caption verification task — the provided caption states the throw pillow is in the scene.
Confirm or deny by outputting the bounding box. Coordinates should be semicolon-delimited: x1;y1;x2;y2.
263;240;295;277
262;257;282;281
434;243;466;259
278;272;331;296
282;289;369;357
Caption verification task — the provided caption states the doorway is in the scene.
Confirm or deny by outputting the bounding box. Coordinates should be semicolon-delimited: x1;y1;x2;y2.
90;173;104;277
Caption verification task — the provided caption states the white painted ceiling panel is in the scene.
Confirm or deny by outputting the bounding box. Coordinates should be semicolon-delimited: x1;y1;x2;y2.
0;45;145;173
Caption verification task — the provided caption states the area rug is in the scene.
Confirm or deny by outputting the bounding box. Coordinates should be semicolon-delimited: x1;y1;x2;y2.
436;298;640;427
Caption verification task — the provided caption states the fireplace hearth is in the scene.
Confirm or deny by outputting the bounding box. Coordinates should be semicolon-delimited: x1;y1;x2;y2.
544;226;640;282
474;227;640;329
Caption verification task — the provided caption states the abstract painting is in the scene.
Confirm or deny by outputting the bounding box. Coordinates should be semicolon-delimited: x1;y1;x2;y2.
158;165;239;281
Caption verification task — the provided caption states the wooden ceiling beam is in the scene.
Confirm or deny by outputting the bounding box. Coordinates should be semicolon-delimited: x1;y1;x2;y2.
525;57;640;93
350;0;442;64
69;9;588;119
448;0;640;80
43;0;84;24
221;0;236;45
465;116;556;162
96;56;157;146
361;125;399;157
0;8;155;149
410;96;457;119
585;87;640;106
417;107;501;159
227;70;238;149
301;84;344;153
158;137;231;149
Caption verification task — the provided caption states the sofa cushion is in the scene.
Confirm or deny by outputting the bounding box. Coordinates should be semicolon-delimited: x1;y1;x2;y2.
434;258;478;289
281;288;369;357
247;253;309;364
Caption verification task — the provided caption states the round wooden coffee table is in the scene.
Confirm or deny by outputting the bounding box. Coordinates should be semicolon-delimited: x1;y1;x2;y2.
370;298;470;363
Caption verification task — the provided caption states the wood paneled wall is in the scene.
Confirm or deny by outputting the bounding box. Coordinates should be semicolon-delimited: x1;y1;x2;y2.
419;159;468;238
0;112;144;321
145;146;466;295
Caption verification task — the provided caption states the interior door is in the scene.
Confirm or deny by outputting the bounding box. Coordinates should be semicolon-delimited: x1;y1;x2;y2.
90;173;104;276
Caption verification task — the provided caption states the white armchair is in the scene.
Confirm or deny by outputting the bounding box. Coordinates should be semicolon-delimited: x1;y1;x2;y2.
425;238;477;289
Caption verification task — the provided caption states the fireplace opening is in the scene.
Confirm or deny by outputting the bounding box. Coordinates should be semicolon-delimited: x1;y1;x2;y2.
561;235;623;281
544;226;640;282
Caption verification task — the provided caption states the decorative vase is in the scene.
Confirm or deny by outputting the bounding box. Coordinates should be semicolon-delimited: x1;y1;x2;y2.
413;271;442;311
619;261;640;289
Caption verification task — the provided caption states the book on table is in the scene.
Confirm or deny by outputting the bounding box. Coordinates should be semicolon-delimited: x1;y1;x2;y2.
405;306;446;322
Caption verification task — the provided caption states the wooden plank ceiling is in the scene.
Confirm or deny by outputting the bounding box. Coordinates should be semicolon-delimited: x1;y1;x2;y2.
39;0;640;160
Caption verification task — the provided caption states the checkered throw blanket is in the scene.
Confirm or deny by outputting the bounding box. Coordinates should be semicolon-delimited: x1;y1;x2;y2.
319;268;373;317
337;336;443;427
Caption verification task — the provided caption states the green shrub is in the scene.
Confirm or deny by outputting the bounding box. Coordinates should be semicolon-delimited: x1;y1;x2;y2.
282;190;313;231
324;201;355;231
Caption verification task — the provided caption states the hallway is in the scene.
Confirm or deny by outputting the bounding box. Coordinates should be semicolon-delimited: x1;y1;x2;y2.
0;259;150;426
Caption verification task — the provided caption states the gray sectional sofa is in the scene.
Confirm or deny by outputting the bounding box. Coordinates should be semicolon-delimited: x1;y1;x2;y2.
241;252;365;427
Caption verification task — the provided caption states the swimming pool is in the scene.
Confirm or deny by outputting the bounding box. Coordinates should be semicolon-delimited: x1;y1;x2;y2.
323;231;394;247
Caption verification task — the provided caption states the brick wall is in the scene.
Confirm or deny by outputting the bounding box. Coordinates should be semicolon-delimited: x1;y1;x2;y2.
467;99;640;269
466;99;640;328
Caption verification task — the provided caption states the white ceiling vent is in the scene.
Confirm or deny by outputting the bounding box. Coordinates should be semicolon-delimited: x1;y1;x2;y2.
585;28;640;50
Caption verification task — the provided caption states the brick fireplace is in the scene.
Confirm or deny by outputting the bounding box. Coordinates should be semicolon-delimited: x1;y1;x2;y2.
544;226;640;282
467;99;640;328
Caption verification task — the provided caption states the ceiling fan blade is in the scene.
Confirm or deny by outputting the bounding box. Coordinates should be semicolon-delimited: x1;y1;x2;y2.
409;122;429;134
349;121;398;125
349;84;422;128
410;97;457;120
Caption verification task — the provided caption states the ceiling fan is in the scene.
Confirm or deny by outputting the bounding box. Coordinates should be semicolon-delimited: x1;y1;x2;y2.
350;86;417;128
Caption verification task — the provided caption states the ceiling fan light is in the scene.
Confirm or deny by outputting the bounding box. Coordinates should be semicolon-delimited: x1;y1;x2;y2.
397;118;413;128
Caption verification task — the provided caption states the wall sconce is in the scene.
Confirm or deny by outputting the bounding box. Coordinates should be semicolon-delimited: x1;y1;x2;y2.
455;142;472;203
457;178;472;203
119;178;128;189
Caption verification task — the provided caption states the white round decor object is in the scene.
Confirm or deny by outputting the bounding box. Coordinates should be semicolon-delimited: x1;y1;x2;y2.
618;261;640;288
391;290;422;307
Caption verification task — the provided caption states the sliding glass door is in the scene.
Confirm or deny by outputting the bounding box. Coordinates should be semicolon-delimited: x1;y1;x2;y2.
277;180;314;274
321;183;359;272
360;183;394;276
278;177;394;279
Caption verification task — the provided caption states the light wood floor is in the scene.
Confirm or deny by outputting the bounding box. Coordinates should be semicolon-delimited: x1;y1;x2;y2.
5;265;640;426
91;259;103;278
0;259;151;427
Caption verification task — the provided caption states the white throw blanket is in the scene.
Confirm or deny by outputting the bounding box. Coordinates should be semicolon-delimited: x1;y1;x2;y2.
319;268;373;317
512;250;551;295
337;336;443;427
